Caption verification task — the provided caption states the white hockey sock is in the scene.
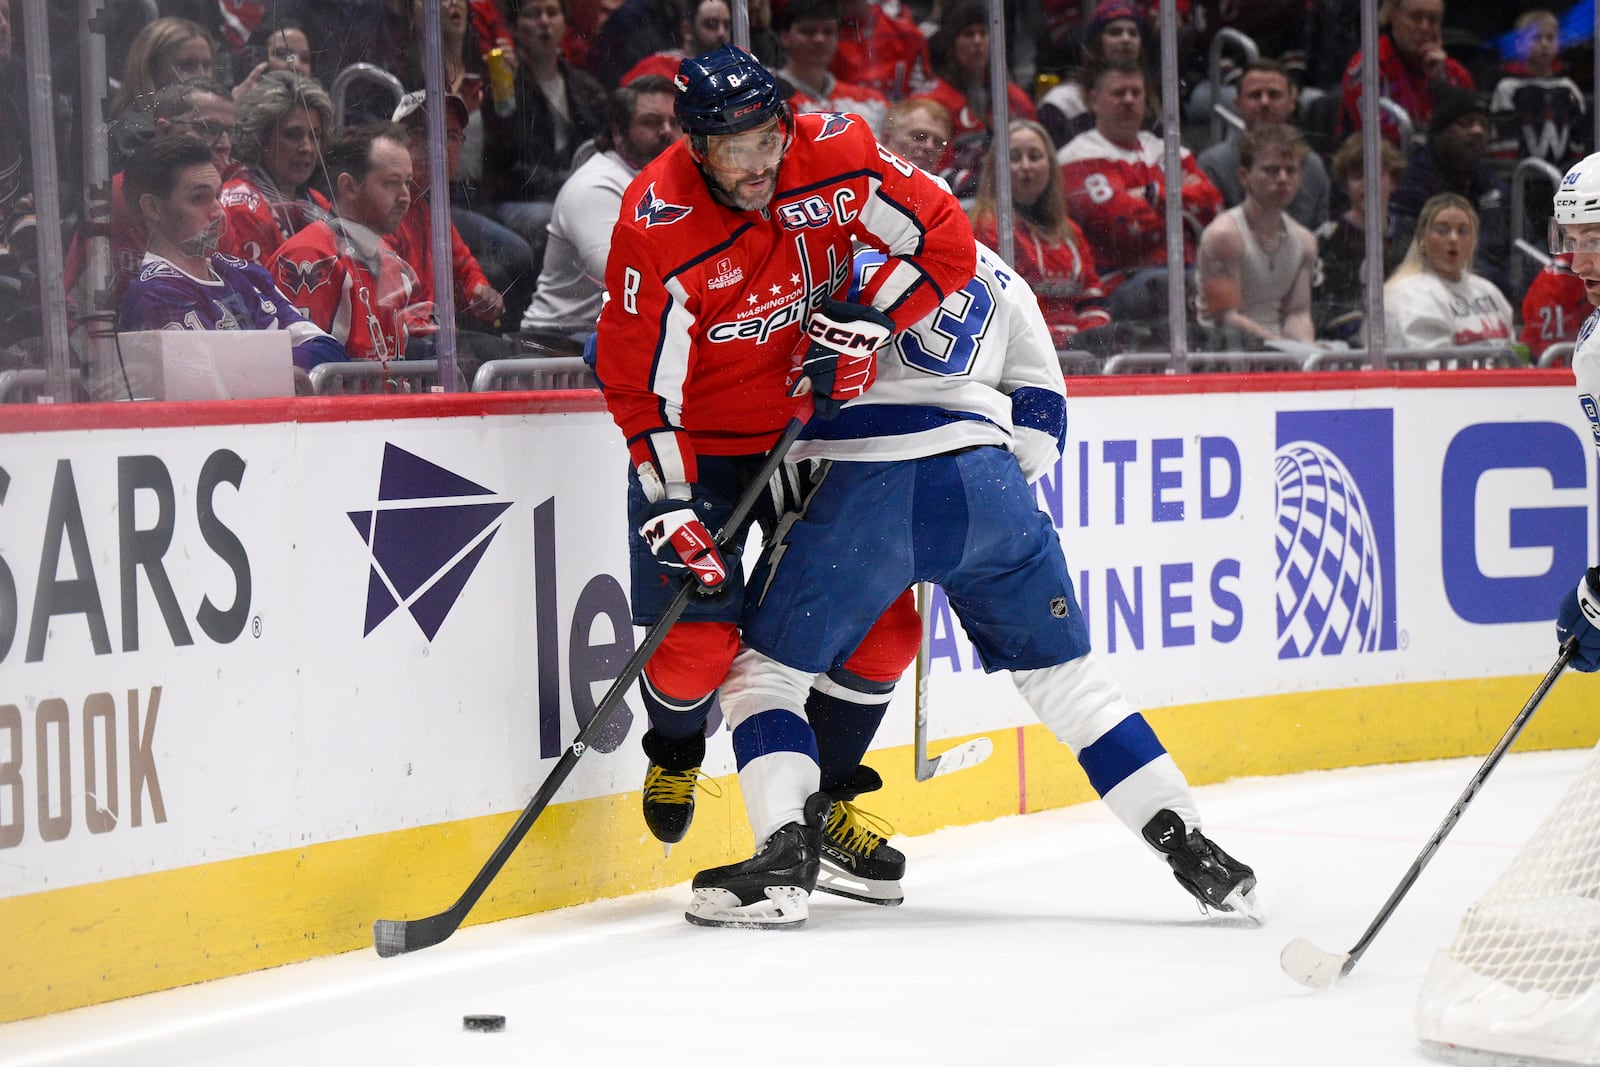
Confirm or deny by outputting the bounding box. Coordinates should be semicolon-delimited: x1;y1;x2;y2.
1013;653;1201;835
722;647;822;843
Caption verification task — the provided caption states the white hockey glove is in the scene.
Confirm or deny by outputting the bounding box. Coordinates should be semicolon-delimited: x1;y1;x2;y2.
1009;386;1067;483
788;296;894;420
638;498;728;593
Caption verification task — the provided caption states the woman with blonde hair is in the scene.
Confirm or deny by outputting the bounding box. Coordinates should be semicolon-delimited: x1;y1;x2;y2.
219;71;334;265
1383;192;1514;349
108;17;217;167
110;17;216;118
969;119;1110;349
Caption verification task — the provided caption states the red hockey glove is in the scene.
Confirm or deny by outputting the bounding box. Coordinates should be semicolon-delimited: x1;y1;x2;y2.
787;296;894;419
638;499;728;592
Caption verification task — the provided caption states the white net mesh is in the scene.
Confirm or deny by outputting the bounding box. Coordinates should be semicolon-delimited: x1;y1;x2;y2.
1417;743;1600;1066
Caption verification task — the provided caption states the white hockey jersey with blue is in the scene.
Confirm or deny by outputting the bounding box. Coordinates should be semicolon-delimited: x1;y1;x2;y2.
790;242;1068;482
1576;308;1600;455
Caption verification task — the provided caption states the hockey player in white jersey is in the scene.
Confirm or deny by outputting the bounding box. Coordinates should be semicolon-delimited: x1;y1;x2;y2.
1550;154;1600;673
684;243;1263;928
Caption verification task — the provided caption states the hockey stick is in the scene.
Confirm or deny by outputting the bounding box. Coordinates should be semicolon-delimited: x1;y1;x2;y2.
912;581;994;782
1280;640;1576;989
373;416;808;958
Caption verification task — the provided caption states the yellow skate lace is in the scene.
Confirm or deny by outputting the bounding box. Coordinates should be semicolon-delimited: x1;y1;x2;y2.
642;765;723;804
825;800;895;855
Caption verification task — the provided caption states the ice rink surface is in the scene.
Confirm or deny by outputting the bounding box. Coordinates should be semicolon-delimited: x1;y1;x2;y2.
3;747;1592;1067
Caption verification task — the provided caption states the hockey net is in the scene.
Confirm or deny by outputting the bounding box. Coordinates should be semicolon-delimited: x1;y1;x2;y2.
1416;741;1600;1066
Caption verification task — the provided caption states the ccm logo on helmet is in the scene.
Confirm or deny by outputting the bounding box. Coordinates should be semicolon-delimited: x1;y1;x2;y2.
806;320;881;351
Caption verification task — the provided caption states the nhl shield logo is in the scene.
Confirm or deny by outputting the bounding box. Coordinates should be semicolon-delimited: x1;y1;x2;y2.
1050;596;1068;618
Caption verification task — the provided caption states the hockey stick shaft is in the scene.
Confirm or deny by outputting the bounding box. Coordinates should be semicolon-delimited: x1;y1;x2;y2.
912;581;994;782
1282;640;1575;987
913;582;935;781
373;416;808;957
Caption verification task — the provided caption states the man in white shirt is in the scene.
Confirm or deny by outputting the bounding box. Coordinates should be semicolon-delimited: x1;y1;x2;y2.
518;75;681;350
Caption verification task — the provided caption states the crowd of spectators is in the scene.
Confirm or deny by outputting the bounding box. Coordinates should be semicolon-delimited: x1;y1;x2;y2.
0;0;1595;394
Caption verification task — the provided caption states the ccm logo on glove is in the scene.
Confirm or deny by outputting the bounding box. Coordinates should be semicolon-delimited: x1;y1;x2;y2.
790;297;895;419
805;319;884;352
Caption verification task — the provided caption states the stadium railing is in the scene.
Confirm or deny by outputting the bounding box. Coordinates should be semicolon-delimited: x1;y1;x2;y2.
472;356;599;391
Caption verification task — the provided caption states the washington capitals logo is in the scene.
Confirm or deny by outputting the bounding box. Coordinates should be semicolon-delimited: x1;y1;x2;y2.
815;112;854;140
276;255;339;295
347;444;511;640
636;182;692;228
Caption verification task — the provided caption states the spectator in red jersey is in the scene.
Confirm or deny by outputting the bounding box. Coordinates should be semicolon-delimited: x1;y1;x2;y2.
775;0;889;135
387;91;505;333
917;1;1037;198
1521;254;1588;362
881;97;953;175
832;0;932;102
269;122;431;364
1336;0;1473;145
617;0;731;85
969;119;1111;352
1057;57;1221;345
220;71;333;266
584;0;683;87
1037;0;1152;151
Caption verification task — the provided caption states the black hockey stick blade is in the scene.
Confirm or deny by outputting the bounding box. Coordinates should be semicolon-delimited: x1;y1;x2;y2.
1279;640;1575;989
373;417;808;957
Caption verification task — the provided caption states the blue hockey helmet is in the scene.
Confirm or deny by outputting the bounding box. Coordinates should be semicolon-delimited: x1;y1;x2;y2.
674;44;789;144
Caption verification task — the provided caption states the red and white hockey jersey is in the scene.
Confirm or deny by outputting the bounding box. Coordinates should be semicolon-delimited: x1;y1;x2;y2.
597;111;976;490
1057;128;1222;286
220;165;332;266
268;217;425;362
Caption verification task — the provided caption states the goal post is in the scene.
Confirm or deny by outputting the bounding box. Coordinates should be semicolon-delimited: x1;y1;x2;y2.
1416;742;1600;1067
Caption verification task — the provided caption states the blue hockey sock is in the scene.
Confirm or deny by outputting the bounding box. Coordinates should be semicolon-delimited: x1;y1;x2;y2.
806;667;894;794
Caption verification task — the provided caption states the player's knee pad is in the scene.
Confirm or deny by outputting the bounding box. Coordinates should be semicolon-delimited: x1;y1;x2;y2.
720;647;814;731
641;621;740;702
1012;651;1139;752
839;588;921;683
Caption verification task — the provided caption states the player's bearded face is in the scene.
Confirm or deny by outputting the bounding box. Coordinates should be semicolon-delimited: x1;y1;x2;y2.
700;119;788;211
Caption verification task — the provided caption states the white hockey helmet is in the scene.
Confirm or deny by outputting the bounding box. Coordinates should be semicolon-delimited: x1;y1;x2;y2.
1550;151;1600;253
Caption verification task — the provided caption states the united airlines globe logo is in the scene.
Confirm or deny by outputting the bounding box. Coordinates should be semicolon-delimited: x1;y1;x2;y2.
1274;441;1384;658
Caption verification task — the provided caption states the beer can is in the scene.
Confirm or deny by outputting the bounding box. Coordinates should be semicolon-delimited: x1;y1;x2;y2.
487;47;516;117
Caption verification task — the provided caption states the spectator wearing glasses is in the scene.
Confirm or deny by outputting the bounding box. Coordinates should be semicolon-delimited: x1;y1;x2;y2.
106;17;219;170
221;70;334;266
67;80;239;330
880;97;951;175
118;135;346;372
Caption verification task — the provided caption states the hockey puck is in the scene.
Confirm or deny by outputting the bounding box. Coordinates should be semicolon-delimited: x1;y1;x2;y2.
463;1014;506;1033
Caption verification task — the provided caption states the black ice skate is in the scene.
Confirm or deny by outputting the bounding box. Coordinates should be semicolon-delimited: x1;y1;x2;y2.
817;766;906;906
1142;809;1265;923
641;730;718;848
685;793;832;929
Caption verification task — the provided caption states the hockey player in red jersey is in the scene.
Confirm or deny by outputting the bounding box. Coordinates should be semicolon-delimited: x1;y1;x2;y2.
596;45;974;885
